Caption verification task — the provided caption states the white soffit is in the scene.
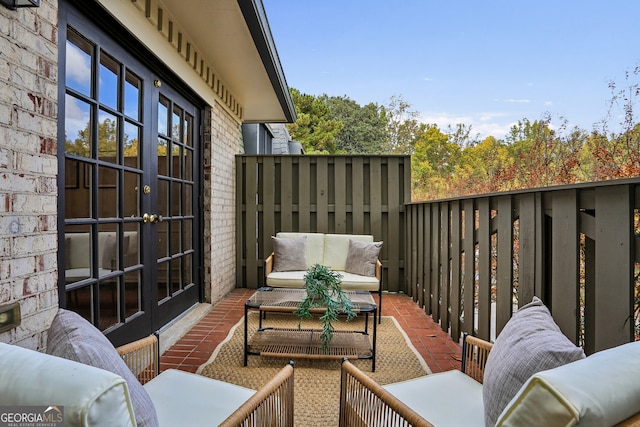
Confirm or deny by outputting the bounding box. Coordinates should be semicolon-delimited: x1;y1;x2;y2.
99;0;293;123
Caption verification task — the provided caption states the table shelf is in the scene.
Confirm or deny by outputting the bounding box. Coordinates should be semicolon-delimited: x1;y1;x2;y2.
248;327;373;360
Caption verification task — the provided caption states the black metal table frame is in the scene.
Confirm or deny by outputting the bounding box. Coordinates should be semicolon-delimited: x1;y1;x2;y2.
244;287;377;371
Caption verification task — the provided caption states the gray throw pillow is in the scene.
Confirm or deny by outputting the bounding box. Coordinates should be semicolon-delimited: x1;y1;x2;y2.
272;236;307;271
344;239;382;277
47;309;159;427
483;297;585;426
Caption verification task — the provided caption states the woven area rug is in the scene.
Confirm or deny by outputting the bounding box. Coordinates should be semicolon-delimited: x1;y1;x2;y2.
198;312;430;426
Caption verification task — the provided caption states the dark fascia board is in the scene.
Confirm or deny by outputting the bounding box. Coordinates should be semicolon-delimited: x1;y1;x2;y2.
237;0;297;123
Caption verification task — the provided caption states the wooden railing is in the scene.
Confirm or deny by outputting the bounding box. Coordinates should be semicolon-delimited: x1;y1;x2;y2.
405;178;640;354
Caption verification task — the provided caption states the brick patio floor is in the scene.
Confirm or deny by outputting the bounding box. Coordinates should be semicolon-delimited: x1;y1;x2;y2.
160;289;462;374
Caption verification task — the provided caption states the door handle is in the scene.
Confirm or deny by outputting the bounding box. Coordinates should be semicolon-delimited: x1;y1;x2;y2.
143;213;163;223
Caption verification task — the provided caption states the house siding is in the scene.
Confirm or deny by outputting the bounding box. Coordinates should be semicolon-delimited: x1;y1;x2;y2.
0;0;59;350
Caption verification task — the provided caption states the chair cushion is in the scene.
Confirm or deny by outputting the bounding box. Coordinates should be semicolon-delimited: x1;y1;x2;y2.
497;341;640;426
143;369;256;426
482;297;585;426
384;370;485;427
323;234;373;271
272;236;307;272
0;342;136;427
47;309;159;427
344;239;382;277
276;232;325;267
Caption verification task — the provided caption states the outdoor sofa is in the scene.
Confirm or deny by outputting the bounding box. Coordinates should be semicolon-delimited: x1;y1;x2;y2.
0;309;294;427
265;232;383;321
339;297;640;426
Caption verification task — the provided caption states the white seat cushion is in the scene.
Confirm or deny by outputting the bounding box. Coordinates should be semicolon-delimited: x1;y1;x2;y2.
384;370;485;427
338;271;380;291
266;270;306;287
144;369;256;426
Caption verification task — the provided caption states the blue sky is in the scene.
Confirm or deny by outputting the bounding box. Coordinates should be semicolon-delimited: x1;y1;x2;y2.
263;1;640;140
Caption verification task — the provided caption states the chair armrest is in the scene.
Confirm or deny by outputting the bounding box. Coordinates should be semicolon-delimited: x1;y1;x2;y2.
116;334;159;385
375;259;382;281
265;252;274;276
219;361;295;427
339;359;433;427
615;412;640;426
461;334;493;384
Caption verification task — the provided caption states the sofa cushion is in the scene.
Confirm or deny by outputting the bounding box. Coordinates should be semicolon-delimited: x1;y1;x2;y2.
497;341;640;426
276;232;325;267
339;272;380;291
344;239;382;277
482;297;585;426
272;236;307;272
323;234;373;271
47;309;159;427
384;370;484;427
0;342;136;427
266;270;306;288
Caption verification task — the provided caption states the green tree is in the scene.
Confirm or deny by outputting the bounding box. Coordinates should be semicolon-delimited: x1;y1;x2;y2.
323;95;388;154
286;88;343;153
381;95;420;155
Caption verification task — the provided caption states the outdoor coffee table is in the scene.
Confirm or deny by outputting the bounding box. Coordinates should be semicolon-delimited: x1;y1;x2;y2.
244;287;378;371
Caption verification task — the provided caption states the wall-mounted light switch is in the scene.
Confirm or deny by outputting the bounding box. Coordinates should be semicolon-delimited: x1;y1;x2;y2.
0;302;20;334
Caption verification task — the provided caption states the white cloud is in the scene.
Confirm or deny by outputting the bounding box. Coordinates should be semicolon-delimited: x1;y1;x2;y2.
66;43;91;86
544;101;553;106
423;77;433;81
418;111;516;140
503;98;530;103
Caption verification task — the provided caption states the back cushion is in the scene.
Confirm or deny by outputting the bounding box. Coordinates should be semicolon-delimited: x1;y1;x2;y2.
497;341;640;426
483;297;585;426
276;232;325;267
47;309;159;427
0;342;136;427
323;234;373;271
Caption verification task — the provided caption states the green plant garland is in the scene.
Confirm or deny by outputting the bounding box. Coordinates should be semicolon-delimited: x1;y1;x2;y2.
294;264;357;352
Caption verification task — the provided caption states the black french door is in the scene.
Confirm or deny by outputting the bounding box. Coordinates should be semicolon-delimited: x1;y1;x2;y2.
59;2;202;346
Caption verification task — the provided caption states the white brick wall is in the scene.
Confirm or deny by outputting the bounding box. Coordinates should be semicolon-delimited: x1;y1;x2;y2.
204;102;242;304
0;0;247;348
0;0;59;350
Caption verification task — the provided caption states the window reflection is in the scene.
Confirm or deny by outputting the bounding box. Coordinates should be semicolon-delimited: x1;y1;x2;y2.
65;94;91;157
66;29;93;97
124;71;141;121
158;97;168;136
123;121;140;167
98;110;119;163
172;105;181;141
99;51;119;111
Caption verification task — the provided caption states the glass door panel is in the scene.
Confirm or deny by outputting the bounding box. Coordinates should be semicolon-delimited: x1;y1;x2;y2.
63;25;146;340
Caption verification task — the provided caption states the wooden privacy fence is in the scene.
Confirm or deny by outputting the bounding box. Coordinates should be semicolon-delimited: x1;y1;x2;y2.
405;177;640;354
236;155;411;291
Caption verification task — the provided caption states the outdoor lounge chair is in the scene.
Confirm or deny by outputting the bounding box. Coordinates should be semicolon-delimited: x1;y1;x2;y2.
339;334;640;426
0;308;295;427
116;333;295;426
